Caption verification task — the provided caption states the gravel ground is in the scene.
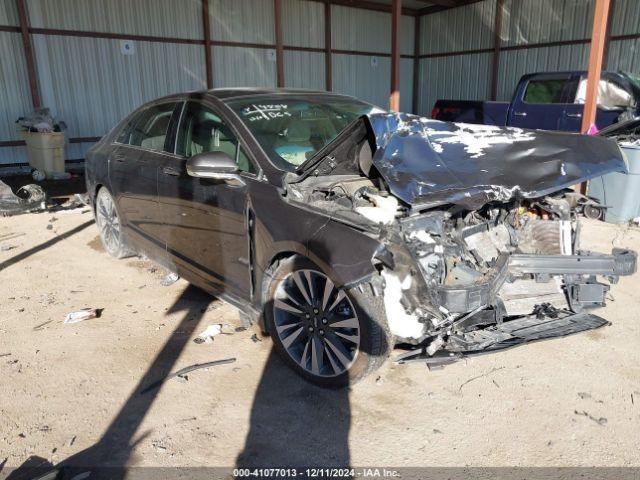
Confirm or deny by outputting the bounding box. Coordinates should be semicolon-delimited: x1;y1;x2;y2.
1;209;639;471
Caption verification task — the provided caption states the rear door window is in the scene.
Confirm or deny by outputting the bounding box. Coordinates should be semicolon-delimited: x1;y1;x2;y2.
523;79;568;104
117;102;180;152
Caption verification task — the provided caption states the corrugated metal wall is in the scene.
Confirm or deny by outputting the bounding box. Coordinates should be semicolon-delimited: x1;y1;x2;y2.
331;5;414;109
417;0;495;115
420;0;496;54
607;0;640;72
0;31;33;165
7;0;640;168
282;0;325;90
0;0;18;25
416;0;640;115
28;0;203;39
1;0;418;168
500;0;594;47
495;0;592;101
419;52;493;115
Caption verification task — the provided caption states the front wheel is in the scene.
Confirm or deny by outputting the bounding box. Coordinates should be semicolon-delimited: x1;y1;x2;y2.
94;187;135;259
264;256;392;388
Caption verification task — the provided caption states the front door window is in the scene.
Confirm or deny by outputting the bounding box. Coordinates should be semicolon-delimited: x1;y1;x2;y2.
176;102;257;174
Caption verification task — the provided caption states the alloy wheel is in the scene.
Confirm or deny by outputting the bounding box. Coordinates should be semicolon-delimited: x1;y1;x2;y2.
96;190;121;255
272;269;361;377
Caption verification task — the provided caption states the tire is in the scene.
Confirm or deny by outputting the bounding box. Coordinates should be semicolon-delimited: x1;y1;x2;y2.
263;256;392;388
94;187;135;259
583;204;603;220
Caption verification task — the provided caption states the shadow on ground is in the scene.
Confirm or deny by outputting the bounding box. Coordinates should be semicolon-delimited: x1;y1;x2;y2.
6;284;354;479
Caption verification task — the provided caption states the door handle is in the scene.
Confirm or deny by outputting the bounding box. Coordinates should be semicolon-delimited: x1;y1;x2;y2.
513;111;527;117
113;154;126;163
162;166;181;177
565;112;582;118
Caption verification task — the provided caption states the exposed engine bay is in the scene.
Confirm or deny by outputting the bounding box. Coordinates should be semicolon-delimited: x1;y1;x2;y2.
284;114;637;365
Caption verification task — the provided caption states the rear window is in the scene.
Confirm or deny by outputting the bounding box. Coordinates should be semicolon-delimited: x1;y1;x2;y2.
523;79;567;104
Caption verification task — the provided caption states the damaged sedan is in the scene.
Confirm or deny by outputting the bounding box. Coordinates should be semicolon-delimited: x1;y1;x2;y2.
86;89;636;387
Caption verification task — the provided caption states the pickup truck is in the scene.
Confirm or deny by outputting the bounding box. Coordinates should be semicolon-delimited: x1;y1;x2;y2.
431;71;640;132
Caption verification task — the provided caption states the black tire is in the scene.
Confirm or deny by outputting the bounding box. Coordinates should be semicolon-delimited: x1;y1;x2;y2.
583;204;603;220
94;187;135;259
263;256;392;388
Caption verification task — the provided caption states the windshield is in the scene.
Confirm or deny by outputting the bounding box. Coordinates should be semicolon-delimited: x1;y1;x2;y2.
227;95;383;171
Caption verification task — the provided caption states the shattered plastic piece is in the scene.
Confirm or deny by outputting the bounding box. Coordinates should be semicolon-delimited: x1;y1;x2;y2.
194;324;222;344
64;308;102;324
32;169;46;182
160;272;180;286
0;180;46;216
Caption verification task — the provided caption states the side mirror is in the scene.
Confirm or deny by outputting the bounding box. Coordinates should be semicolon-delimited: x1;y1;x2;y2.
186;151;243;186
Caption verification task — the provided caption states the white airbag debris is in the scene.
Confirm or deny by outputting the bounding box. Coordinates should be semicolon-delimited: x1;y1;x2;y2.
381;270;425;339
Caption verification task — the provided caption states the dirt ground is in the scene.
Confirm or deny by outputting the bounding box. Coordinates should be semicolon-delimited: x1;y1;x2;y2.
1;207;639;471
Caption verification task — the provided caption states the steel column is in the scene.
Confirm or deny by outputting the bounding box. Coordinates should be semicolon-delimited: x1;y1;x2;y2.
202;0;213;89
324;2;332;91
581;0;612;134
274;0;285;88
16;0;40;108
389;0;402;112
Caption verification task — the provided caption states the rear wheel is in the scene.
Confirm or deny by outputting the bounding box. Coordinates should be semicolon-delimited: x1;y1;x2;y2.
264;256;391;388
95;187;134;259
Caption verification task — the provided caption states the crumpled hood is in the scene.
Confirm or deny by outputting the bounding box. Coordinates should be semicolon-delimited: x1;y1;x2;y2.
366;113;627;209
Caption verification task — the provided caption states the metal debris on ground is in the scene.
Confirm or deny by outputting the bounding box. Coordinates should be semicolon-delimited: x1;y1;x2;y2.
64;308;103;324
0;180;46;216
160;272;180;286
33;320;53;330
139;358;236;394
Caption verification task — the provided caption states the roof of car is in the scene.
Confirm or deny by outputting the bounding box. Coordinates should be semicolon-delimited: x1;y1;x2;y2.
195;88;355;101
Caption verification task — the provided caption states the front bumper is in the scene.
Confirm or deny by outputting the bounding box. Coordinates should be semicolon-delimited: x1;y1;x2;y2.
396;310;611;367
433;248;636;314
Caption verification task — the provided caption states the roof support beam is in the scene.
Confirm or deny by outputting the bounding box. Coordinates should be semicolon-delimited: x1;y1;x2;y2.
581;0;612;134
16;0;40;108
318;0;417;16
389;0;401;112
201;0;213;89
417;0;483;16
324;2;332;91
490;0;504;101
274;0;285;88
